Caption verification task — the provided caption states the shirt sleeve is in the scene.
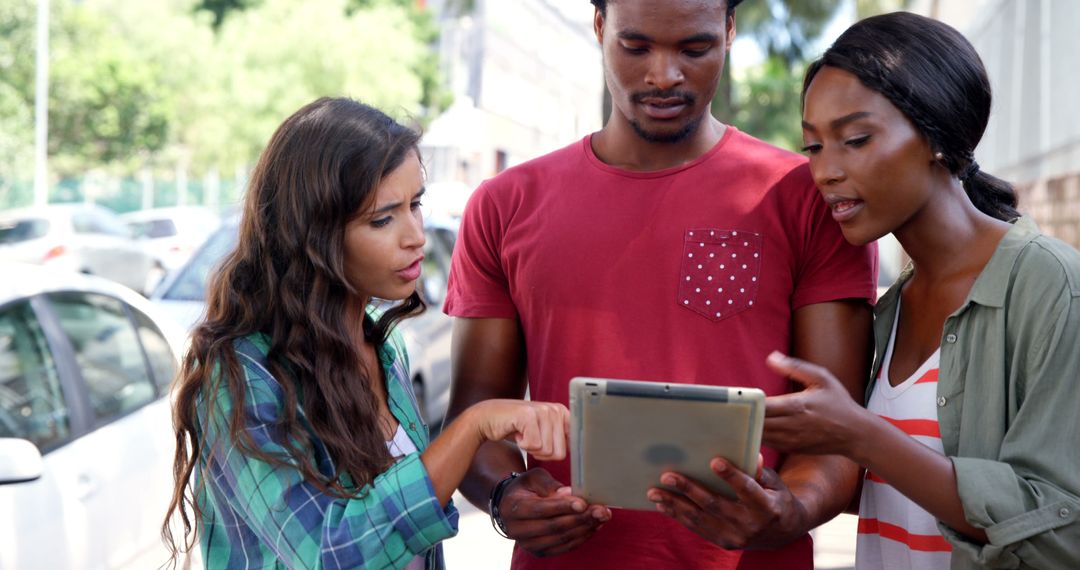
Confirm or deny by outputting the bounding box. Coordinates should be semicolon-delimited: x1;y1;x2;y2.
942;266;1080;567
443;180;519;319
790;180;878;309
198;359;458;570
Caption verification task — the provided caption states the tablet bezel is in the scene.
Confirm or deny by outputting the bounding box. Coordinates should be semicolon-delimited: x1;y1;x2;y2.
569;376;765;511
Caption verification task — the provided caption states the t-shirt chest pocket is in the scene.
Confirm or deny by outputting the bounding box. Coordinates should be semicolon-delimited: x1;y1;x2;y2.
677;229;762;321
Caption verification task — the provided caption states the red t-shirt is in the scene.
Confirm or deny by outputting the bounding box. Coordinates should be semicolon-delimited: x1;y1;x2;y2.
445;128;877;569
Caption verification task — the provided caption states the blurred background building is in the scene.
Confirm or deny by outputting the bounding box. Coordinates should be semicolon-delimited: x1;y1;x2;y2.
419;0;604;214
910;0;1080;247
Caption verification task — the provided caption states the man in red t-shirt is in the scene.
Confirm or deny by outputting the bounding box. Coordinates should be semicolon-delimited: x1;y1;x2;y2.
442;1;877;568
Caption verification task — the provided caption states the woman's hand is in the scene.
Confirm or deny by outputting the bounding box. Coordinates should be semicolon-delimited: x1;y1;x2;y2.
763;351;871;457
469;400;570;461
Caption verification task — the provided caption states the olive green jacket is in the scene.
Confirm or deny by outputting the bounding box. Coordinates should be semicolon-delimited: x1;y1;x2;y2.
869;218;1080;569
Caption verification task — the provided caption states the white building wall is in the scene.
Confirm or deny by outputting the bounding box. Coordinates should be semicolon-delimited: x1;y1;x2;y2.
908;0;1080;246
421;0;603;210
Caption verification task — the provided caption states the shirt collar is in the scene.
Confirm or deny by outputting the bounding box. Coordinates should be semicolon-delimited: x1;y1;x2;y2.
874;216;1039;316
965;216;1039;308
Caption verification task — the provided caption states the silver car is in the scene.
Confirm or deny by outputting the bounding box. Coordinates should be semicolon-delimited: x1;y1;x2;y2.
0;204;165;295
122;206;222;274
0;262;186;569
150;216;458;425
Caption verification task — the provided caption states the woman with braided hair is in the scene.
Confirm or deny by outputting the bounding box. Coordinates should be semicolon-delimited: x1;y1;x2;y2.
759;12;1080;570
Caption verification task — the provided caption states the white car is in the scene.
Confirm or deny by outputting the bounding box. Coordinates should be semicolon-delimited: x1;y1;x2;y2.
151;215;460;425
0;263;187;570
0;204;165;295
122;206;221;274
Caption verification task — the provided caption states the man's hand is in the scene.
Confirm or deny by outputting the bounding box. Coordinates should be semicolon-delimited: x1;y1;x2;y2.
496;467;611;557
646;458;810;550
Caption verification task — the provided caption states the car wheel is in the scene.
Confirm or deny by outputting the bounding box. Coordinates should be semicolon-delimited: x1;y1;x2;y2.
412;376;427;422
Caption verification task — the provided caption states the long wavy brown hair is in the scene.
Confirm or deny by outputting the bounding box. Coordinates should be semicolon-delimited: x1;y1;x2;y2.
162;97;425;563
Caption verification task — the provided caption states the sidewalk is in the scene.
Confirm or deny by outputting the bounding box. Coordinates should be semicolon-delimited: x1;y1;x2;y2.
444;492;858;568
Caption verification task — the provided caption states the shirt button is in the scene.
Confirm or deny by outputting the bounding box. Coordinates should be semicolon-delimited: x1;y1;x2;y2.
945;333;958;343
409;422;416;430
937;396;947;407
1061;507;1072;518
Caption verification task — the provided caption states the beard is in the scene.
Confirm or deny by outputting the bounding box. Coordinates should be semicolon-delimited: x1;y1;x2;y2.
629;114;704;144
628;89;702;143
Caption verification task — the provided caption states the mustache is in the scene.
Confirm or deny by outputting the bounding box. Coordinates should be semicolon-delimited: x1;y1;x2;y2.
631;89;696;104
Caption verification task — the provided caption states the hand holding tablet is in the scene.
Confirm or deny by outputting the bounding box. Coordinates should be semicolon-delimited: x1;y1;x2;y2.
569;377;765;511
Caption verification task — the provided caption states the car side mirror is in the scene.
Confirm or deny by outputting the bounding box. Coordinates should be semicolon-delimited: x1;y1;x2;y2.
0;438;44;485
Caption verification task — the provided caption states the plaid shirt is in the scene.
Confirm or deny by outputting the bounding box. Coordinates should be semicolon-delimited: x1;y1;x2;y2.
195;320;458;569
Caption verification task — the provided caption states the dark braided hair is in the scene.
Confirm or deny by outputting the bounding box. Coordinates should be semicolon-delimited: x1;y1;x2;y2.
803;11;1020;221
590;0;743;19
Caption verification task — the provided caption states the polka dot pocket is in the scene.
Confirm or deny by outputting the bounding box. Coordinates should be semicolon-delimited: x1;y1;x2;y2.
678;229;762;322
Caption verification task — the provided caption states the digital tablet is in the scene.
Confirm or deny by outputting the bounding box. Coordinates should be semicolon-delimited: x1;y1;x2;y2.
569;377;765;511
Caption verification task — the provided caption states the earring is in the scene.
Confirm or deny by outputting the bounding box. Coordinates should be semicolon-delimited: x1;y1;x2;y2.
934;152;944;161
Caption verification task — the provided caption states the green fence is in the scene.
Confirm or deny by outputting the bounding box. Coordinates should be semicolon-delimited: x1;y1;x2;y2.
1;173;245;215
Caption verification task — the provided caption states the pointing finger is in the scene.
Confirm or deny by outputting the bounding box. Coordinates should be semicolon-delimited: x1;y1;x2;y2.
766;351;836;389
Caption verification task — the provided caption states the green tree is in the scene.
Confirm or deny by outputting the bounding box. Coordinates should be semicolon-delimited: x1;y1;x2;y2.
719;0;911;150
47;2;173;175
714;1;842;138
195;0;263;31
181;0;433;174
0;0;35;200
730;57;806;151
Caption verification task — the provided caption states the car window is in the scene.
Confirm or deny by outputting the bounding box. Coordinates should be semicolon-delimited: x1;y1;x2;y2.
131;308;178;391
0;301;71;449
0;219;50;244
93;209;133;238
47;293;157;423
73;208;130;238
161;225;237;301
130;219;177;239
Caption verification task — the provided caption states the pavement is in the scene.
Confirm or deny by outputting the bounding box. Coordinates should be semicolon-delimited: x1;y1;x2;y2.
444;491;858;569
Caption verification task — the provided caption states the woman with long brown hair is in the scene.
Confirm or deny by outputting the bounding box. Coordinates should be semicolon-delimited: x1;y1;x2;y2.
162;97;569;569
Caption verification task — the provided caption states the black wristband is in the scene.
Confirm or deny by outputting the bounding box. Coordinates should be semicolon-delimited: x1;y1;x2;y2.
488;471;522;539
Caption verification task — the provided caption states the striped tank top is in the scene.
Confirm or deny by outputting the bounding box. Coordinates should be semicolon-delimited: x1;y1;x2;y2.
855;303;952;569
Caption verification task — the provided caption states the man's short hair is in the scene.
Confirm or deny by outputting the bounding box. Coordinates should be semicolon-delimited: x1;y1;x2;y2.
590;0;743;19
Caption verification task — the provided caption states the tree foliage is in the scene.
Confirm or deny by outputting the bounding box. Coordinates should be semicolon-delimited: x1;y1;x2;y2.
0;0;37;197
0;0;448;207
195;0;263;30
718;0;911;151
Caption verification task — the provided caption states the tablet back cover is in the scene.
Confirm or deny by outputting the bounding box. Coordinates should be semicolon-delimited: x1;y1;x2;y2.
570;377;763;511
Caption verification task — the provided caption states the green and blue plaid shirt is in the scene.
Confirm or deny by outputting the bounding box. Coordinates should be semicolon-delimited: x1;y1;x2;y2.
194;319;458;569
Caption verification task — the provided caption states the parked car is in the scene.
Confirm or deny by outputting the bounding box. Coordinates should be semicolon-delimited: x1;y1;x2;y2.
0;262;186;570
151;215;459;425
122;206;222;275
0;204;165;295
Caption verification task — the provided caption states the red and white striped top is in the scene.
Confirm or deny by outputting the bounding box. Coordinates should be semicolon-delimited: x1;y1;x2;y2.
856;305;952;570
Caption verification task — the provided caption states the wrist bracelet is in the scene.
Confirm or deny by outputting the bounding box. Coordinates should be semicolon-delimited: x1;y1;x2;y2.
488;471;522;539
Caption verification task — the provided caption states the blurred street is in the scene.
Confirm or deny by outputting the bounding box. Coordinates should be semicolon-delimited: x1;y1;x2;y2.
4;0;1078;567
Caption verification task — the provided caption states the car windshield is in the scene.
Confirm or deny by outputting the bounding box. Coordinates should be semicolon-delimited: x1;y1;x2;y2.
160;226;237;301
0;219;50;244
